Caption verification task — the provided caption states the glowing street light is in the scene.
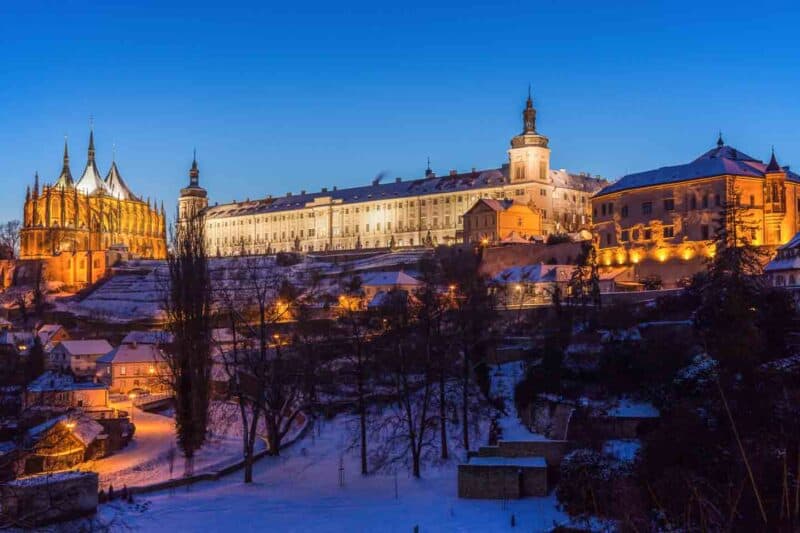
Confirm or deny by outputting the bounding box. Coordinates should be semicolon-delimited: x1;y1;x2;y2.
65;420;76;431
128;392;137;423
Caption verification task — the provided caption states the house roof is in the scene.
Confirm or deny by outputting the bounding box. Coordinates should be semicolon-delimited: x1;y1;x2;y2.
105;161;135;200
97;343;166;365
203;167;606;219
121;330;173;345
37;324;65;346
595;143;798;197
494;264;575;284
361;271;422;287
27;371;108;392
26;414;104;446
57;339;113;356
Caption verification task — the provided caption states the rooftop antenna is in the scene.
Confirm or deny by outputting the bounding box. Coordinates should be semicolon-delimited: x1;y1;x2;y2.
112;143;116;162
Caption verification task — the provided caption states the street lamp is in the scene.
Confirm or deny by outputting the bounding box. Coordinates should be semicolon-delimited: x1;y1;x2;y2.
128;392;137;423
65;420;76;431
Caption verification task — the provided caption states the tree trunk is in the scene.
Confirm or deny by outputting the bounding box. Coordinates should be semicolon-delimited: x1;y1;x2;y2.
461;346;470;452
357;344;368;475
439;367;448;460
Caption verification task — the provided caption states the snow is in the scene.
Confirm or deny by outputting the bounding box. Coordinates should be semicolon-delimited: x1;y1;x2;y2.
86;401;269;490
27;370;108;392
86;414;567;532
468;456;546;468
607;399;659;419
602;439;641;462
490;362;549;442
8;470;95;487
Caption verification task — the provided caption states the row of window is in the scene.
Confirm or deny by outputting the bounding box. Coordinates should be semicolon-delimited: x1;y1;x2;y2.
596;194;726;219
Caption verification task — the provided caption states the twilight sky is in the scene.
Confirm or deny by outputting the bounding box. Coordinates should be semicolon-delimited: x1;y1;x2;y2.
2;0;800;223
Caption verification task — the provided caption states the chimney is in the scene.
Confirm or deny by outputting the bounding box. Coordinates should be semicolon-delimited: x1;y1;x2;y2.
322;187;328;193
301;190;306;195
449;169;457;176
286;192;292;197
395;177;402;183
333;186;337;191
471;167;476;173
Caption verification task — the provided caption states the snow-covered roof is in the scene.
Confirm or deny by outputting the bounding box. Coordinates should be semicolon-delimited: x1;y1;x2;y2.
361;271;422;287
467;456;546;468
607;399;659;419
56;339;113;356
6;470;96;488
596;144;798;197
97;343;166;365
27;371;108;392
0;330;34;346
121;330;173;345
37;324;65;346
204;167;605;219
494;264;575;284
71;416;104;445
766;230;800;272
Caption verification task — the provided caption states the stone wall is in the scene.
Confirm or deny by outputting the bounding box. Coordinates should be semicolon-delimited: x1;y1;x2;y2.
0;471;98;527
458;461;547;499
478;242;585;277
475;440;573;466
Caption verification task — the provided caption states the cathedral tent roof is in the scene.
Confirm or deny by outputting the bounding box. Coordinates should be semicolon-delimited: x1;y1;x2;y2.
75;129;110;196
105;162;135;200
76;160;108;195
596;143;798;198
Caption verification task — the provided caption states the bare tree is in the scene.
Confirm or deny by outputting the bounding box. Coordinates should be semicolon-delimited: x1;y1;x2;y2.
163;213;213;477
336;274;374;475
372;291;437;478
0;220;21;258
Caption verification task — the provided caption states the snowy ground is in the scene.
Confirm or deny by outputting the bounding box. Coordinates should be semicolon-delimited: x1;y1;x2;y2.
84;401;267;490
88;414;567;532
490;361;548;441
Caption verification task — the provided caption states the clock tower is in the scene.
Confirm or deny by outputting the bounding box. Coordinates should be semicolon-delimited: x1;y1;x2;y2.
508;90;550;183
178;151;208;224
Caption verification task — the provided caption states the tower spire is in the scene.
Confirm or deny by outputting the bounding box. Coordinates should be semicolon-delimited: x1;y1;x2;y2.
425;156;433;177
55;135;74;187
522;89;536;134
717;131;724;148
766;146;782;172
88;126;96;163
189;149;200;186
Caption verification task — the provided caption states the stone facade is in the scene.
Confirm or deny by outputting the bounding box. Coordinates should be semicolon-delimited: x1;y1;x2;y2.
592;139;799;286
0;471;98;527
179;97;606;255
458;456;548;499
19;132;167;286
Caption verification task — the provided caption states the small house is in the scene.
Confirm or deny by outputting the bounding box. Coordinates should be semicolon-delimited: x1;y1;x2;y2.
48;340;113;377
24;371;108;410
96;342;169;395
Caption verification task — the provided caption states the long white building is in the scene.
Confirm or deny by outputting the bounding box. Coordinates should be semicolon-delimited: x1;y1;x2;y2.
178;96;607;255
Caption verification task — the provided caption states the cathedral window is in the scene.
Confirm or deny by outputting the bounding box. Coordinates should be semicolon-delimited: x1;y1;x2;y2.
641;202;652;215
663;199;674;211
663;226;674;238
620;230;630;242
701;225;709;240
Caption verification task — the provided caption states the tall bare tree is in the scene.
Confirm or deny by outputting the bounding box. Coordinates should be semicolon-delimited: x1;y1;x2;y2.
336;274;374;475
163;213;213;476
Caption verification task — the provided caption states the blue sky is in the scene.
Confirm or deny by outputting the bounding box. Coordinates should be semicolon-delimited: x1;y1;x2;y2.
2;0;800;222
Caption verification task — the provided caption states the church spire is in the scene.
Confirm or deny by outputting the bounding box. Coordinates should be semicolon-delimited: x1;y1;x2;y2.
766;146;782;173
522;89;536;134
55;137;74;187
88;127;96;164
189;149;200;186
717;131;724;148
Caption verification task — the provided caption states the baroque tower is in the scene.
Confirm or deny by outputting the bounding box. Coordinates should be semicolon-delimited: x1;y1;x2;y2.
178;151;208;223
508;89;551;183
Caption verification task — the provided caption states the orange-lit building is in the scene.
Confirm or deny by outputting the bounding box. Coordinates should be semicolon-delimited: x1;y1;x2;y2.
19;131;167;286
463;198;542;245
592;137;798;286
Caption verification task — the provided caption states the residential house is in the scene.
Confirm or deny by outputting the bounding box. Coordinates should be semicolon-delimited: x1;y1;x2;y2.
36;324;70;353
24;371;108;410
463;198;542;245
22;415;107;474
360;271;422;307
48;340;113;377
765;230;800;287
96;343;169;395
